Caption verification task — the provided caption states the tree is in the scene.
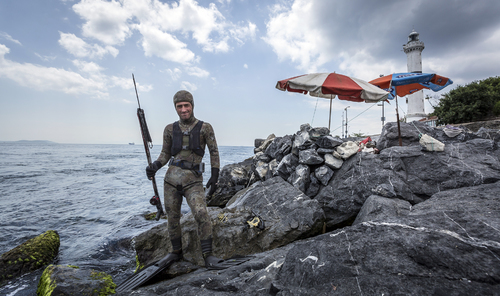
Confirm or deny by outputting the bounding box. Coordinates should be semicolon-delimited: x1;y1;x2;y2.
431;76;500;125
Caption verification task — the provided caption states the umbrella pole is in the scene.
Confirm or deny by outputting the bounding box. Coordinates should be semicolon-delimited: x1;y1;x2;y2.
395;96;402;146
328;96;332;130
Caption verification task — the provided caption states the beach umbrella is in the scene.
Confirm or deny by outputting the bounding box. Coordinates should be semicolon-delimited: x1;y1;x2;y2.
369;72;453;99
369;72;453;146
276;73;389;130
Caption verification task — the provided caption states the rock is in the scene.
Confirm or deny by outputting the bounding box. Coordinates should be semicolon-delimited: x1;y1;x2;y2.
316;135;343;149
335;141;359;159
298;148;324;165
275;153;299;180
206;158;252;207
314;165;334;186
254;134;275;153
254;160;269;181
305;173;321;197
475;127;500;142
287;164;310;193
324;153;343;169
371;183;397;198
134;177;325;269
1;230;60;286
352;195;412;225
309;127;330;139
316;147;335;154
272;182;500;295
254;138;265;148
265;135;293;162
37;265;115;296
132;182;500;295
254;151;272;163
292;125;313;155
316;139;500;229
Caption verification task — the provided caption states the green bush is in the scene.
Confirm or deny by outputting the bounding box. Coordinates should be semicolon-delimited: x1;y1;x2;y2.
432;76;500;124
494;101;500;116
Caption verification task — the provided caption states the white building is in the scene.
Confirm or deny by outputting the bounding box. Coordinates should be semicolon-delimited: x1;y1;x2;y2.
403;30;426;121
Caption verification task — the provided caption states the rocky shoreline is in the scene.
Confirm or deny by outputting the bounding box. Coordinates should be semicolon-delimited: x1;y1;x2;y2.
2;121;500;295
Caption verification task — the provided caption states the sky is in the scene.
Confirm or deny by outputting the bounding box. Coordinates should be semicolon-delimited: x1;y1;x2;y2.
1;0;499;146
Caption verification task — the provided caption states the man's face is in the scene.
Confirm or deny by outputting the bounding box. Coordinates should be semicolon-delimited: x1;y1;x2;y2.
175;102;193;120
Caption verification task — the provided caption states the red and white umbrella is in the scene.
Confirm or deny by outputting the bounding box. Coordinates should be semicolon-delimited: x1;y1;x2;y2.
276;73;389;129
276;73;389;103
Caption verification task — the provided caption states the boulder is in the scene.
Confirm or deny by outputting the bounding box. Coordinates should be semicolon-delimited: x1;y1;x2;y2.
309;127;330;139
275;153;299;180
134;177;325;268
272;182;500;295
206;157;252;207
352;195;412;225
316;135;343;149
334;141;359;159
131;182;500;295
324;153;343;169
287;164;310;193
37;265;115;296
314;165;334;186
298;148;324;165
1;230;60;286
254;134;275;153
316;138;500;229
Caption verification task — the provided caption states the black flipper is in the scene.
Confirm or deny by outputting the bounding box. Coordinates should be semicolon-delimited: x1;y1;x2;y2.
205;255;254;270
116;253;181;292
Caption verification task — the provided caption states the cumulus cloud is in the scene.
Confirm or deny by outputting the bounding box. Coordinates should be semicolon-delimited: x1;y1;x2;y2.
263;0;500;80
59;32;119;59
71;0;256;64
0;44;108;98
72;0;132;45
0;43;149;99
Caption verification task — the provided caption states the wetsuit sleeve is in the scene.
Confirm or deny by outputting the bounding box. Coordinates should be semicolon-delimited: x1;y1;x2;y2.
203;122;220;169
156;124;173;166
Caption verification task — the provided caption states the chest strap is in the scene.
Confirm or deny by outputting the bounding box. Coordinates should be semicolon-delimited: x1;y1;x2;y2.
171;120;205;157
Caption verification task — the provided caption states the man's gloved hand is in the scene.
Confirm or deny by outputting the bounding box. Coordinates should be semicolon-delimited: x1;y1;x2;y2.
206;167;219;196
146;160;162;180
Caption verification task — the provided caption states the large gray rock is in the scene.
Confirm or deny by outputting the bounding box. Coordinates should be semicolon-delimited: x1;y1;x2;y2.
134;177;325;269
272;182;500;295
316;138;500;229
207;158;252;207
130;182;500;295
298;148;324;165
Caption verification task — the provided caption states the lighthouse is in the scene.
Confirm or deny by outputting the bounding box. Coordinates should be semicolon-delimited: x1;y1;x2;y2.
403;30;426;121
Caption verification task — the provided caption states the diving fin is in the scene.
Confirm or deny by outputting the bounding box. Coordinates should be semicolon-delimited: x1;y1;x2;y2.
116;252;181;292
205;254;254;271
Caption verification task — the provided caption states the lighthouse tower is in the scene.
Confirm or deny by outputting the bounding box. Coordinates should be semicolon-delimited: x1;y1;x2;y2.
403;29;426;121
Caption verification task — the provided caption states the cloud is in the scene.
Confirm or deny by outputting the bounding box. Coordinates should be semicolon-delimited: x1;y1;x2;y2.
185;66;210;78
243;64;248;69
0;31;22;46
72;0;132;45
71;0;256;64
0;44;149;98
165;68;182;81
0;44;108;98
137;24;196;64
59;32;119;59
180;81;197;92
263;0;500;81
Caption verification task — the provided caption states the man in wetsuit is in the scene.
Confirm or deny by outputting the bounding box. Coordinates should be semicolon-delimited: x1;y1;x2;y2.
146;90;221;268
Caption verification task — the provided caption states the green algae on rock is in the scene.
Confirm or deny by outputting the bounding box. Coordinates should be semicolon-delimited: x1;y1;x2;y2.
37;265;116;296
0;230;60;287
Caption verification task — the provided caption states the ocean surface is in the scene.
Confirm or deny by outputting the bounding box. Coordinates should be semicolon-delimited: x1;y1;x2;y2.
0;142;254;295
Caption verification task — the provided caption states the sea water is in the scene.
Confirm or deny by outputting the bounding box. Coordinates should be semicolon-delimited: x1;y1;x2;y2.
0;142;254;295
